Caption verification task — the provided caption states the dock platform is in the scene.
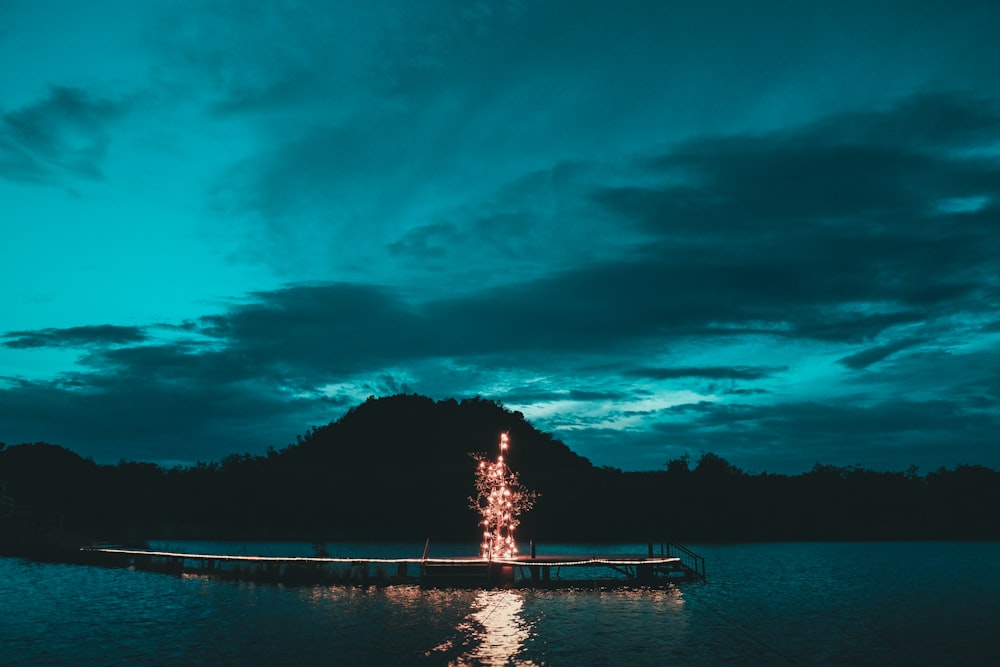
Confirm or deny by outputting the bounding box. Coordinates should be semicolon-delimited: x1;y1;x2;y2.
79;543;705;588
420;552;702;587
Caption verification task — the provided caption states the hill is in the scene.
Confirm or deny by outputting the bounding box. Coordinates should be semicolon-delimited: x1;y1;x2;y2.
1;395;600;546
2;394;1000;553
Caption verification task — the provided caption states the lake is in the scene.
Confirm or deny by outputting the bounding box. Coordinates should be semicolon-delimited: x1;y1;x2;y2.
2;541;998;665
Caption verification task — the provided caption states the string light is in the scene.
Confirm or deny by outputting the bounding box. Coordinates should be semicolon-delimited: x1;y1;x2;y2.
470;432;537;561
82;547;681;568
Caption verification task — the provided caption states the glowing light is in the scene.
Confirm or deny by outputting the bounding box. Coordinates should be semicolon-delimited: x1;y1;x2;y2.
83;547;682;568
470;432;538;561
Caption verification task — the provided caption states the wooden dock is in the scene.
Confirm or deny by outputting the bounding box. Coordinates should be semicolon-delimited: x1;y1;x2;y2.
421;552;702;588
79;542;705;588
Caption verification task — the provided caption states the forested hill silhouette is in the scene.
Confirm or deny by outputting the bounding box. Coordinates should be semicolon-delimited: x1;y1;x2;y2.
2;394;1000;556
263;394;595;541
0;395;595;548
281;394;593;485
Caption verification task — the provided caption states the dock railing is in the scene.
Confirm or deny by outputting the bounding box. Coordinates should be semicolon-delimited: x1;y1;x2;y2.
664;542;706;580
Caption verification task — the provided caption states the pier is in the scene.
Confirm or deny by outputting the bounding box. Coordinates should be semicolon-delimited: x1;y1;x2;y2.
79;542;705;588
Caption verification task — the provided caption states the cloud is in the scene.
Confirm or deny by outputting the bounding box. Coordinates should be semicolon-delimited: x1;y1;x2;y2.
0;86;129;184
0;370;330;464
2;325;147;349
641;397;1000;473
626;366;787;381
196;283;429;379
837;338;921;370
1;266;996;470
592;94;1000;343
842;346;1000;405
387;161;635;288
160;0;1000;303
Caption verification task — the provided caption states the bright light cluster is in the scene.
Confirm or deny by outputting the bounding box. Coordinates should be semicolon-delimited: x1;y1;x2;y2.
472;432;535;560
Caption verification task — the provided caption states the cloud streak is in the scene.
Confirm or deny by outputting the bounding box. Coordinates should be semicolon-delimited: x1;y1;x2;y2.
3;325;147;350
0;86;129;185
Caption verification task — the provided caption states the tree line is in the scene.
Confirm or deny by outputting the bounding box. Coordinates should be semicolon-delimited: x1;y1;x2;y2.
2;394;998;558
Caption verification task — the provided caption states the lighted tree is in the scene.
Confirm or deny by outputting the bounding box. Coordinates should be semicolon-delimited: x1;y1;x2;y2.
470;432;538;560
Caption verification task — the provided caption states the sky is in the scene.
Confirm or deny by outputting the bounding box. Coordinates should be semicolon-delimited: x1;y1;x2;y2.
2;0;999;473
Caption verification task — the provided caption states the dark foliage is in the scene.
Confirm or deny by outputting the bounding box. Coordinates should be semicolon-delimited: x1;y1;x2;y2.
2;394;999;551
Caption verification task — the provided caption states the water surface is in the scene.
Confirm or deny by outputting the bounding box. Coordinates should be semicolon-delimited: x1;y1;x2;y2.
2;541;998;665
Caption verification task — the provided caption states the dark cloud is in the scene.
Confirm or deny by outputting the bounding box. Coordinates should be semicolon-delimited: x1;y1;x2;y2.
590;93;1000;346
803;92;1000;151
196;283;429;379
838;338;922;370
2;325;147;349
0;86;128;184
0;370;329;464
625;93;1000;228
844;347;1000;405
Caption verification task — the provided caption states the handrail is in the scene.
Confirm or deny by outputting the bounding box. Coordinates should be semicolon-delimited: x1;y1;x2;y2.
665;542;706;580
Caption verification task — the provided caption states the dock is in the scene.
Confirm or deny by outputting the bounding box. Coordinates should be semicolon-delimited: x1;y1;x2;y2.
79;542;705;588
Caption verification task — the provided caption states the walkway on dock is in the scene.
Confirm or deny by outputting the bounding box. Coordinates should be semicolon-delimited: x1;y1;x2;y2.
79;543;705;588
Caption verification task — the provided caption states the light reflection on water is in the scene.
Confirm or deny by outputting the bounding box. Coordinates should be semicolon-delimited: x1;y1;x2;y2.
463;590;536;666
303;585;544;665
420;586;687;666
435;589;538;666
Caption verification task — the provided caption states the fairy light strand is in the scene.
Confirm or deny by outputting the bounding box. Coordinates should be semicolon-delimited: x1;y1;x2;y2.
471;432;536;561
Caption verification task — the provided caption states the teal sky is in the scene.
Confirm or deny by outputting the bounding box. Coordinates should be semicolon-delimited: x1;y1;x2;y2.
2;0;999;472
